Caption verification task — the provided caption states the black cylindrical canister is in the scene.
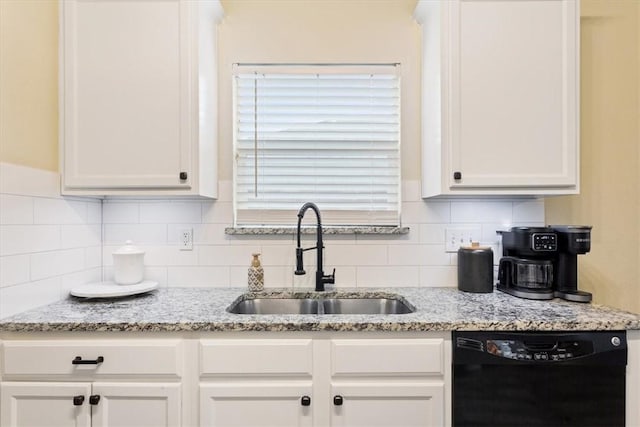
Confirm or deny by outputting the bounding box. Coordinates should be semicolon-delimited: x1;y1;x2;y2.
458;244;494;293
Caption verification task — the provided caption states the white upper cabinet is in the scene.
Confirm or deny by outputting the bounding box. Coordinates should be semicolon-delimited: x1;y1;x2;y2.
60;0;222;197
415;0;579;197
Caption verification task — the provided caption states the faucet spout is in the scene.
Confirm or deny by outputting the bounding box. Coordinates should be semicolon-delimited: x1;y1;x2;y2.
295;202;335;291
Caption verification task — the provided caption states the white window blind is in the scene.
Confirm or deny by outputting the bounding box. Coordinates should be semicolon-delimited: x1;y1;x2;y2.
233;64;401;226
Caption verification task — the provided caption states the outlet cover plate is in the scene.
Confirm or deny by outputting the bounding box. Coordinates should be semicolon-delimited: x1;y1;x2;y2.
445;226;482;253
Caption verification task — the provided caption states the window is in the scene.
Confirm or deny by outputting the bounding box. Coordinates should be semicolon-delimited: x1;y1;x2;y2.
233;64;401;226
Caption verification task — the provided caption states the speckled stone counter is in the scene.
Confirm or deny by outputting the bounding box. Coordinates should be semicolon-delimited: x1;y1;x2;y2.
1;287;639;333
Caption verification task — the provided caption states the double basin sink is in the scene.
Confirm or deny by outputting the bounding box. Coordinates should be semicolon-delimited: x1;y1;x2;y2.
228;293;415;315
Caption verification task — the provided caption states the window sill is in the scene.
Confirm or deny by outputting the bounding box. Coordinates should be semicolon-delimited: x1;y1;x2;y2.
224;226;410;236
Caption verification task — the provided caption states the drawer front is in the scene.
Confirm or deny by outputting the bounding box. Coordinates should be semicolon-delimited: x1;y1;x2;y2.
200;339;313;376
331;339;444;376
2;340;182;378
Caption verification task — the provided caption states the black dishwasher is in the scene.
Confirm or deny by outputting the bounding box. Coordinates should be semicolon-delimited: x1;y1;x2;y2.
453;331;627;427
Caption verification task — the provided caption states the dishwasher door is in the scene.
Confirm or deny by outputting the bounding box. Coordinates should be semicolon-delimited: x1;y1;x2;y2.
452;330;627;427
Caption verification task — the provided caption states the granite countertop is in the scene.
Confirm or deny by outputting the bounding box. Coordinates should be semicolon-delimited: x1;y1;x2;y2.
1;287;639;333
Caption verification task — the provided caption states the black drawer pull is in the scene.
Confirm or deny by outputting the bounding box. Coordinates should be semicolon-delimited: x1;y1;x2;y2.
301;395;311;406
333;395;343;406
72;356;104;365
89;395;101;405
73;395;85;406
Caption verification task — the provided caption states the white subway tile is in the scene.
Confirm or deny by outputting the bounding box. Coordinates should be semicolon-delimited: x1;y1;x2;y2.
0;254;30;288
451;201;512;224
202;201;233;224
388;244;450;266
0;277;61;319
325;245;387;267
420;266;457;287
87;201;102;224
402;201;450;224
139;201;202;224
103;224;167;245
513;199;545;223
259;245;295;267
227;233;294;246
419;224;447;244
143;245;199;266
34;198;88;224
0;225;60;256
355;266;420;287
0;194;34;224
61;224;102;249
333;266;356;288
199;245;261;266
85;246;102;269
263;266;294;288
167;266;229;287
103;202;139;224
30;248;85;281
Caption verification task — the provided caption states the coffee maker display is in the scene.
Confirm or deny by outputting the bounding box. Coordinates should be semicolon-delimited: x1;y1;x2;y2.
497;226;593;302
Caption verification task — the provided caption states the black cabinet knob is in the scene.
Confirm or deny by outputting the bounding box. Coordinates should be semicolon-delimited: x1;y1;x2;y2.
179;172;188;180
301;395;311;406
333;395;343;406
73;395;85;406
453;171;462;180
89;395;101;405
72;356;104;365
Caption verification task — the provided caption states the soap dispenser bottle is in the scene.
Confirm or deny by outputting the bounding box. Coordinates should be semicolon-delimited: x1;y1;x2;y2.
248;253;264;292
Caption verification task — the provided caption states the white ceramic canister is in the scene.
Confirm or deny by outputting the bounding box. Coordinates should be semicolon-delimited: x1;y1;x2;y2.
112;240;145;285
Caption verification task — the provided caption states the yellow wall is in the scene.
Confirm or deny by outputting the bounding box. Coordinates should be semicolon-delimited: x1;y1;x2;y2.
217;0;421;180
545;0;640;313
0;0;59;172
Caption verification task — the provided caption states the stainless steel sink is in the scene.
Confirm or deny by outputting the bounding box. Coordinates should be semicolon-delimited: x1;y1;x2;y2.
228;298;319;315
227;295;415;315
322;298;413;315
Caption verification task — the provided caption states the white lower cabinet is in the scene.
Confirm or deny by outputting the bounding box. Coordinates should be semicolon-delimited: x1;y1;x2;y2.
0;339;184;427
1;382;180;427
200;383;314;427
198;334;450;427
329;383;444;427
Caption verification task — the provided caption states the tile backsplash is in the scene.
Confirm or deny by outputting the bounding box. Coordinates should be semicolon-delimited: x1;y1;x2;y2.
102;180;545;289
0;163;102;318
0;165;544;317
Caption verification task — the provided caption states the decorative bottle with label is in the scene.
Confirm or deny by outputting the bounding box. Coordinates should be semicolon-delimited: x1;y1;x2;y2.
248;253;264;292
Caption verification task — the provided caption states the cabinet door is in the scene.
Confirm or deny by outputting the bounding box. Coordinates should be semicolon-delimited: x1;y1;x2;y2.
0;382;92;427
330;383;444;427
61;0;192;190
448;0;578;189
200;382;313;427
90;383;181;427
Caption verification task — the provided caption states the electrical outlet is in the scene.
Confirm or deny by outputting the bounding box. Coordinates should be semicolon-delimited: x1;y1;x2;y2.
445;226;482;252
180;228;193;251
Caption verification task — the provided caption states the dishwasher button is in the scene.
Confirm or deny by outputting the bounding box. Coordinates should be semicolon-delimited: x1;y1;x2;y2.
611;336;621;347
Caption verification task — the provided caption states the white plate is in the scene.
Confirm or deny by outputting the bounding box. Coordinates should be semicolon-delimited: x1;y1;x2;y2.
70;281;159;298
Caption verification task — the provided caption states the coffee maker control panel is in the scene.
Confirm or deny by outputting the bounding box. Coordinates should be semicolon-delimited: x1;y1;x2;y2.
531;233;557;251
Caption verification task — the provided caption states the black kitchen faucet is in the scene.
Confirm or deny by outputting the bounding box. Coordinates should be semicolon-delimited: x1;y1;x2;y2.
295;202;335;291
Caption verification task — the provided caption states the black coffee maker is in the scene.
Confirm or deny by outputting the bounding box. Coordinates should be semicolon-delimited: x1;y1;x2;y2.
497;226;592;302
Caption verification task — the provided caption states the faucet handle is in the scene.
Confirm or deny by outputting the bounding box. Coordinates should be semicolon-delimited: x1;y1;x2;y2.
323;268;336;284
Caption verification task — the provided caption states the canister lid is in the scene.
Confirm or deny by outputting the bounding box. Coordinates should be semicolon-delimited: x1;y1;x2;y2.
113;240;145;255
459;242;492;252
